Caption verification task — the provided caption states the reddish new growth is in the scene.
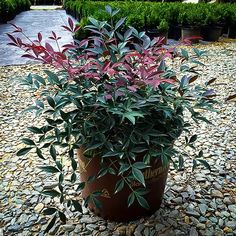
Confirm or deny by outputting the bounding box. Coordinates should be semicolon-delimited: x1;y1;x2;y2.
7;17;179;90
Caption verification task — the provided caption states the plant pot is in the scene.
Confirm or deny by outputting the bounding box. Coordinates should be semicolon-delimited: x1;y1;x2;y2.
201;26;223;42
181;27;201;43
77;149;169;222
228;26;236;38
146;29;168;44
169;25;181;40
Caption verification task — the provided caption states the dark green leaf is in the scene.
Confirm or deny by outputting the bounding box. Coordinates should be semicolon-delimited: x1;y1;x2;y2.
36;147;45;159
44;214;57;233
21;138;35;146
114;179;125;194
71;172;77;183
42;190;60;197
192;159;197;171
72;200;83;213
189;135;197;143
50;145;57;160
27;126;44;134
47;96;55;108
71;158;77;171
40;166;60;173
127;192;135;207
197;159;211;171
181;48;189;59
136;194;149;209
178;155;184;170
133;162;147;170
76;182;85;191
44;70;60;84
132;167;145;187
58;211;66;223
16;147;32;156
43;207;57;215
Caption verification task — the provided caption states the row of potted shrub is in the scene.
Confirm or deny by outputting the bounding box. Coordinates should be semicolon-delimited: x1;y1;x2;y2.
0;0;31;23
30;0;62;5
63;1;236;41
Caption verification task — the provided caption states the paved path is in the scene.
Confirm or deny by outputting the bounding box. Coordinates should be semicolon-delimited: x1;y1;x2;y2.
0;7;75;66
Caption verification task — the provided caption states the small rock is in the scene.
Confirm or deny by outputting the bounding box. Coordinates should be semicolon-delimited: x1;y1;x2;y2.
189;227;198;236
8;224;20;232
226;221;236;230
219;219;224;227
199;216;207;223
228;205;236;213
199;203;208;215
223;227;233;233
134;224;145;236
223;197;232;205
211;190;223;198
155;223;165;231
34;203;44;213
0;228;3;236
172;197;183;204
186;211;200;218
86;224;99;231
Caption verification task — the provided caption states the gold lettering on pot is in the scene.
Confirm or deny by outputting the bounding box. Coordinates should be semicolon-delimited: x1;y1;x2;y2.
101;188;111;198
131;165;169;187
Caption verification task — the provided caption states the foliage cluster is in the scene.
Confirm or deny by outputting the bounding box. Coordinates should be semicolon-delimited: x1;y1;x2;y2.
0;0;31;23
63;1;236;30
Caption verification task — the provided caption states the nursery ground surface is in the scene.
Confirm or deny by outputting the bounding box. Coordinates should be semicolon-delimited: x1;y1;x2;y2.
0;42;236;236
0;7;73;66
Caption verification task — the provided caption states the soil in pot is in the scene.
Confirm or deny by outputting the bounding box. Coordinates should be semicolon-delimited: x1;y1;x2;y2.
181;27;201;43
77;149;169;222
202;26;223;42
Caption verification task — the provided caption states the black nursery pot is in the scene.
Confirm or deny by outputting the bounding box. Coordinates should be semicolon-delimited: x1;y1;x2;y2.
168;25;181;40
181;27;201;43
228;26;236;38
201;26;223;42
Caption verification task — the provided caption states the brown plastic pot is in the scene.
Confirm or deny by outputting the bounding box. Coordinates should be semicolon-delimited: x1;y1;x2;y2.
77;149;169;222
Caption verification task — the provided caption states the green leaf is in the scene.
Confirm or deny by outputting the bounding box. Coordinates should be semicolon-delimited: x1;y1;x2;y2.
114;179;125;194
33;74;46;85
71;158;77;171
43;207;57;215
72;200;83;213
16;147;32;156
42;190;60;197
127;192;135;207
58;211;66;223
71;172;77;183
192;159;197;171
27;126;44;134
50;145;57;160
84;143;103;153
47;96;55;108
76;182;85;191
36;147;45;159
92;196;102;209
21;138;35;146
132;167;145;187
115;17;126;30
97;167;108;178
181;48;189;59
135;194;149;209
178;155;184;170
122;111;144;125
189;135;197;143
44;70;60;84
133;162;147;170
118;163;130;175
59;173;64;183
44;214;57;233
39;166;60;173
197;159;211;171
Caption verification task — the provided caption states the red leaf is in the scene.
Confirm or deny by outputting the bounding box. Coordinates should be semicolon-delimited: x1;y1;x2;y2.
74;25;81;32
62;25;72;32
6;33;17;44
68;18;74;31
7;42;17;47
62;44;77;49
45;43;54;52
22;54;36;59
9;23;22;32
38;32;42;42
79;39;89;48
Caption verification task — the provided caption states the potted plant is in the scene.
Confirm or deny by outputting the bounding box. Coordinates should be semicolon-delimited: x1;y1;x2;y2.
201;9;223;41
228;10;236;38
157;19;169;44
8;6;217;232
178;6;204;43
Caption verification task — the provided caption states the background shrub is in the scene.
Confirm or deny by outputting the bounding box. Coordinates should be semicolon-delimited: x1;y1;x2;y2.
0;0;31;23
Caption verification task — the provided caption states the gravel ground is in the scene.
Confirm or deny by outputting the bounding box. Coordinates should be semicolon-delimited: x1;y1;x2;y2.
0;42;236;236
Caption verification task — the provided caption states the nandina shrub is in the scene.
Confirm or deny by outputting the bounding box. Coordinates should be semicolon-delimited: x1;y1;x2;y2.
8;6;219;232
